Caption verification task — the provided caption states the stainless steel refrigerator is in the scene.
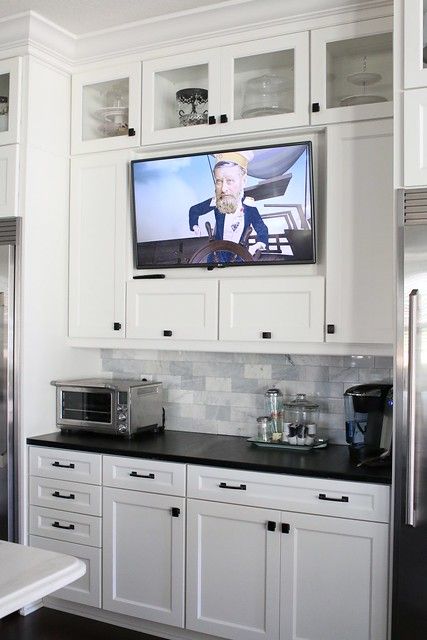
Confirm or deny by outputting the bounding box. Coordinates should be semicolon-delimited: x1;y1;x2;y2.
393;190;427;638
0;217;19;542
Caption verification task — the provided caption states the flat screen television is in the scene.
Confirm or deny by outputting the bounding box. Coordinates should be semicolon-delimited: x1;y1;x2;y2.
131;141;315;269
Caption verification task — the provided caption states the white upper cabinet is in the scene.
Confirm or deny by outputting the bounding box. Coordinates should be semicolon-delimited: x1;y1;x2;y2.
404;0;427;88
141;32;309;145
0;58;21;146
0;145;19;216
311;17;393;125
71;63;141;154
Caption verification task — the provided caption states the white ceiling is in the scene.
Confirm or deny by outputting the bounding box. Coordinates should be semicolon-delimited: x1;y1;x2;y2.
0;0;249;35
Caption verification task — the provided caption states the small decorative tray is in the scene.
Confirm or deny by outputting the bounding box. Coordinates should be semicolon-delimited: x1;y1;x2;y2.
247;436;328;452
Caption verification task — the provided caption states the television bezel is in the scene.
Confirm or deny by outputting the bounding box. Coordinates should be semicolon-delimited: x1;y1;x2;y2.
130;140;316;270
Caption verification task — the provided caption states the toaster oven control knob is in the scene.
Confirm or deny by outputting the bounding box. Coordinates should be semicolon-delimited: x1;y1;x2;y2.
118;413;127;421
118;424;128;433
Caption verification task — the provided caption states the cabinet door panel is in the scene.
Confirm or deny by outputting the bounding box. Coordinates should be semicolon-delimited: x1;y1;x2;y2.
69;152;127;338
186;499;281;640
0;57;21;146
103;487;185;627
127;278;218;340
404;89;427;186
0;144;18;216
219;276;324;342
326;120;393;343
280;512;389;640
404;0;427;88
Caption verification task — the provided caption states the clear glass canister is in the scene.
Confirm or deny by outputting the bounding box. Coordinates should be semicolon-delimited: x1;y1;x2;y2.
264;388;283;433
283;393;320;434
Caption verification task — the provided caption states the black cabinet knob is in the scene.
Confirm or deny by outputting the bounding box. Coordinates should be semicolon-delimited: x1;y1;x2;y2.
220;114;228;123
171;507;180;518
128;127;136;136
163;330;172;337
312;103;320;113
113;322;122;331
262;331;271;339
327;324;335;334
208;115;216;125
267;521;276;532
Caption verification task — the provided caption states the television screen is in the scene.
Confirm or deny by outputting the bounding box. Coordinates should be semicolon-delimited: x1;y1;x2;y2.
131;142;315;268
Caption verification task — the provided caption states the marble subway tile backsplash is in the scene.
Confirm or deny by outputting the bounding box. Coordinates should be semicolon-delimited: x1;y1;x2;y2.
101;350;393;444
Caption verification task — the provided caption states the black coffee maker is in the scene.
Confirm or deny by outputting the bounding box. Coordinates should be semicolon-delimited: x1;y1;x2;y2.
344;383;393;466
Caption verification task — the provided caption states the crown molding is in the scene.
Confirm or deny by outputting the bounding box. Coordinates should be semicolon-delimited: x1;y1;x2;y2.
0;1;392;69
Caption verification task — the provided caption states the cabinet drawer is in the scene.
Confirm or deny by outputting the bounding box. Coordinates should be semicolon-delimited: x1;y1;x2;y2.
29;536;101;608
187;465;390;523
29;506;102;547
29;446;101;485
29;477;102;516
103;455;186;496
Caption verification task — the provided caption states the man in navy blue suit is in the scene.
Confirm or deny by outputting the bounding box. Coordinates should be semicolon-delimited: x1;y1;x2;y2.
189;151;268;262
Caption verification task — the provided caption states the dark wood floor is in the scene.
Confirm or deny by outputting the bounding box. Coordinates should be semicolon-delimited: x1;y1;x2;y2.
0;608;163;640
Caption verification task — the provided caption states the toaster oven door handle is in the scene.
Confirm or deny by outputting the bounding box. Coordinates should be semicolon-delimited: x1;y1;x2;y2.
129;471;155;479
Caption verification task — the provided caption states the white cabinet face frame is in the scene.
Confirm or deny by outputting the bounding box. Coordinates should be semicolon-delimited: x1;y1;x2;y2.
126;278;219;340
311;17;393;125
142;48;221;145
69;152;128;338
279;512;389;640
0;144;18;216
219;276;325;343
71;63;141;154
404;88;427;186
326;119;393;344
0;57;21;146
404;0;427;88
220;31;309;134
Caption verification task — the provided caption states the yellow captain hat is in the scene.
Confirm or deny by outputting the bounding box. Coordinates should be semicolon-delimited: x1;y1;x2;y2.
214;150;254;171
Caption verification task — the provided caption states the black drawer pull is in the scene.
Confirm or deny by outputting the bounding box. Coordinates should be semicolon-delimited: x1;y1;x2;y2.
219;482;246;490
52;491;75;500
52;521;75;530
318;493;349;503
52;461;75;469
267;520;276;531
130;471;155;479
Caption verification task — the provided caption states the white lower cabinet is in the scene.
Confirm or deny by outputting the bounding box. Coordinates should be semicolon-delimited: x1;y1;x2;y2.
186;500;389;640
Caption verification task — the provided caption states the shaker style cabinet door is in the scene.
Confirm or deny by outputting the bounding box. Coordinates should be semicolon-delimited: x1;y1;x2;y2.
404;88;427;186
71;63;141;154
310;17;393;125
404;0;427;88
325;119;393;344
0;57;21;146
279;512;389;640
68;151;128;338
186;498;281;640
103;487;185;627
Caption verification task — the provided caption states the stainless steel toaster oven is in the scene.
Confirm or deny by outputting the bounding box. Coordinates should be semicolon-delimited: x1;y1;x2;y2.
51;378;163;437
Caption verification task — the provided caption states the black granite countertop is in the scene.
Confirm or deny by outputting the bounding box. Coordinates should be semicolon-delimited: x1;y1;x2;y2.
27;430;391;484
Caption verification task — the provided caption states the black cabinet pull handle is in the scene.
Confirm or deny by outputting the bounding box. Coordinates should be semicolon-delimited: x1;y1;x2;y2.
262;331;271;339
312;102;320;113
52;461;75;469
219;482;246;490
130;471;155;479
171;507;180;518
327;324;335;334
220;113;228;123
163;330;172;337
114;322;122;331
318;493;349;503
267;521;276;532
52;521;75;530
52;491;75;500
128;127;136;136
208;115;216;125
281;523;290;534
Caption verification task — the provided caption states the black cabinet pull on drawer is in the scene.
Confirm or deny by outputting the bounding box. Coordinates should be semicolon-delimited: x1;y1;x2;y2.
52;461;75;469
130;471;155;479
219;482;246;490
318;493;349;503
52;491;75;500
52;521;75;530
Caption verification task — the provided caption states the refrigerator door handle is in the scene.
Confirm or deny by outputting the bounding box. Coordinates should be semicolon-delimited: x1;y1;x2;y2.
406;288;418;527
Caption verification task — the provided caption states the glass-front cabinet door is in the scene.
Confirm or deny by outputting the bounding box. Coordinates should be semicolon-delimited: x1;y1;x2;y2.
71;63;141;154
0;57;21;146
142;49;221;145
220;32;309;134
404;0;427;88
311;17;393;125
